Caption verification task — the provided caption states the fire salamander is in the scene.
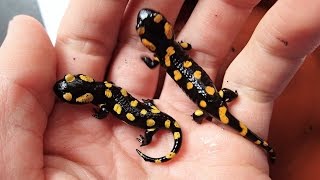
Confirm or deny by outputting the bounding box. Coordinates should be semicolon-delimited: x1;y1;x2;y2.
53;74;182;163
136;8;276;162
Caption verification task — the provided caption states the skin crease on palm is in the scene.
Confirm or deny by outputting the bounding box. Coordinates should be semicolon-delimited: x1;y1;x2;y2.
0;0;319;179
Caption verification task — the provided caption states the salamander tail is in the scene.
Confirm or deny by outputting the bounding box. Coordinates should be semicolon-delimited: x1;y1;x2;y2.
218;105;276;162
136;123;182;163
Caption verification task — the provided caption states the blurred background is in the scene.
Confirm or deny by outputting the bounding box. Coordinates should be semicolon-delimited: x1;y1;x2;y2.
0;0;68;43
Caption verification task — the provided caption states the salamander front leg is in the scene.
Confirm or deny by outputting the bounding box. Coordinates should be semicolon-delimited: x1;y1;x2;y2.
219;88;238;103
137;128;159;146
93;104;109;119
192;109;209;124
141;55;160;69
142;99;156;107
178;41;192;50
142;99;161;114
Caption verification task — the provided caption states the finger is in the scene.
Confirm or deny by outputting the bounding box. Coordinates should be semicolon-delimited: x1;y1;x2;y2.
0;15;55;179
0;16;56;114
160;0;260;106
56;0;128;80
108;0;184;98
224;0;320;135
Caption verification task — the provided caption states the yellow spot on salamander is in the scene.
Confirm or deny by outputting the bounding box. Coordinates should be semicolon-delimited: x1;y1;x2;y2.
142;38;156;51
239;121;248;136
140;109;147;115
166;46;175;54
137;27;145;35
126;113;135;121
79;74;94;83
180;42;190;49
164;22;173;39
63;92;72;101
183;60;192;68
113;104;122;114
165;120;171;128
205;86;215;95
121;88;128;97
174;70;182;81
151;105;157;109
151;109;160;114
104;81;113;88
219;90;224;98
65;74;75;83
154;56;160;62
76;93;94;103
186;82;193;90
146;119;155;127
164;46;175;67
263;141;269;147
130;100;138;107
194;70;202;79
174;121;180;128
255;140;261;145
165;57;171;67
194;109;204;116
155;159;162;163
166;152;176;159
105;89;112;98
151;105;159;112
174;132;181;139
218;106;229;124
153;14;163;23
199;100;207;108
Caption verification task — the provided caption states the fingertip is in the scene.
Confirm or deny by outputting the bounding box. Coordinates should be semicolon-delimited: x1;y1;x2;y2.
1;15;52;49
0;14;55;79
0;15;56;115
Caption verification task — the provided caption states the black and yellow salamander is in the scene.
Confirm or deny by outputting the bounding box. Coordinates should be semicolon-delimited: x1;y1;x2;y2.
53;74;182;163
136;8;276;162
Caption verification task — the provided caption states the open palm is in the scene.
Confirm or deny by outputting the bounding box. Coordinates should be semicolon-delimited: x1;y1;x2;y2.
1;0;320;179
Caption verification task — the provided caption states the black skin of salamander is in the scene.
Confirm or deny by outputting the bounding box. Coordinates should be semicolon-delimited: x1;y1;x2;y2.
53;74;182;163
136;8;275;162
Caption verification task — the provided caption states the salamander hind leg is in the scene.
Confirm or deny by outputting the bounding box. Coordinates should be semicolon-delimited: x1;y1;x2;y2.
136;122;182;163
137;128;158;146
142;99;161;114
178;41;192;50
93;104;109;119
141;56;160;69
142;99;156;107
219;88;238;103
192;109;208;124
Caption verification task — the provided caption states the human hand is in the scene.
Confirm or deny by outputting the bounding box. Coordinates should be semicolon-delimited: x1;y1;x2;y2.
1;0;319;179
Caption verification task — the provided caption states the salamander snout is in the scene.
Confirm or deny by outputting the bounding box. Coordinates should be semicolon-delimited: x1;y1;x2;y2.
136;8;157;29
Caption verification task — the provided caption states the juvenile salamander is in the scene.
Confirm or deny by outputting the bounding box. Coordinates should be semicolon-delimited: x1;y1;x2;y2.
136;8;275;162
54;74;182;163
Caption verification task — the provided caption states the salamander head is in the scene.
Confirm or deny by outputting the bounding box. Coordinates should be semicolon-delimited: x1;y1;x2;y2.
53;74;96;104
136;8;174;54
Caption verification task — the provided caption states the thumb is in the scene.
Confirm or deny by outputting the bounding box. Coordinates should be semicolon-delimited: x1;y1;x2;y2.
0;15;55;179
